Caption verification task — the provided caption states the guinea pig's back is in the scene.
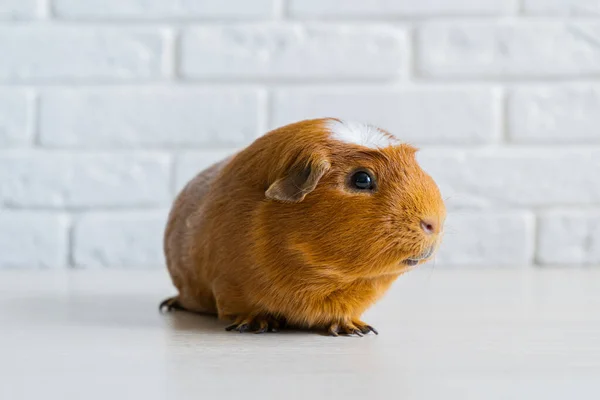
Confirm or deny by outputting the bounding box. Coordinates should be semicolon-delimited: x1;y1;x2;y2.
164;156;233;289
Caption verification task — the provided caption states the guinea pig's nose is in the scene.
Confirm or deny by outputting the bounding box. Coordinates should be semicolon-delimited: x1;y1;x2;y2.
420;218;438;235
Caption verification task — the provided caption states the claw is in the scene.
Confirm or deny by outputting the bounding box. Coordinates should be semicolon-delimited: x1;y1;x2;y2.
327;320;378;337
328;324;340;337
159;297;184;313
254;321;268;334
225;314;284;334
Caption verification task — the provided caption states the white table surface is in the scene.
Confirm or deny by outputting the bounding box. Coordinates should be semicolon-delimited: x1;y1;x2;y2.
1;267;599;400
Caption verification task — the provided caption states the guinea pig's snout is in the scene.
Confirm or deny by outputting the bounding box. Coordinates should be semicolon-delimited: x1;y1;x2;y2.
420;217;441;235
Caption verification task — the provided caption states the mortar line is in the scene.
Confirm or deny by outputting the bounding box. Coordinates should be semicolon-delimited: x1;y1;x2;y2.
163;28;179;81
405;23;418;85
40;0;53;19
258;88;271;134
529;211;540;267
514;0;524;16
66;212;76;268
274;0;287;20
31;89;42;147
498;86;509;145
169;152;178;198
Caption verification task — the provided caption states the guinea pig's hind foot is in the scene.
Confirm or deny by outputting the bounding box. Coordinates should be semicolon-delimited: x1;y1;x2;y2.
159;296;186;313
327;319;379;337
225;314;286;334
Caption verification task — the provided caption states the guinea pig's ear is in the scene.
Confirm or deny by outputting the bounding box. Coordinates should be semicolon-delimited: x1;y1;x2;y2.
265;158;330;203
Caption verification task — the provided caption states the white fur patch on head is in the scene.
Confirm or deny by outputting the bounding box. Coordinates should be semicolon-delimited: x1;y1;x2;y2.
325;119;399;149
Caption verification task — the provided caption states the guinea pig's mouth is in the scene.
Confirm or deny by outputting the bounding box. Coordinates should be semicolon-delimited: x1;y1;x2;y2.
402;246;435;266
402;258;421;266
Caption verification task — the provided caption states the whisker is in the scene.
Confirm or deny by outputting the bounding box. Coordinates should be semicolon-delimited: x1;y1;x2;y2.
426;255;436;284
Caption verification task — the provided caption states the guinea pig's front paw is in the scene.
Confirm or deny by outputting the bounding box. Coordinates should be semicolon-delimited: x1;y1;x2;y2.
327;319;379;337
158;296;186;313
225;313;286;334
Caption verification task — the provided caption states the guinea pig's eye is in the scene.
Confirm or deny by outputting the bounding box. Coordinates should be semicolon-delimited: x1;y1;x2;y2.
351;171;374;191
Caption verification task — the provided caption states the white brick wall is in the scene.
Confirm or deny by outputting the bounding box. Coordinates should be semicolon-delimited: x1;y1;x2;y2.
52;0;276;19
0;0;40;20
417;22;600;78
271;88;499;144
73;211;168;268
0;211;68;268
523;0;600;15
537;212;600;265
0;152;171;208
1;1;599;269
0;90;34;147
39;88;261;147
436;212;535;267
0;27;169;81
417;149;600;207
509;85;600;143
180;25;407;79
288;0;514;17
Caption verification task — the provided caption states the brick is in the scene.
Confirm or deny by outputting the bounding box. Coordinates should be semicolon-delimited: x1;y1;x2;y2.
0;152;171;208
524;0;600;15
175;150;239;192
0;0;39;19
537;212;600;265
417;22;600;78
0;90;33;147
417;149;600;208
73;211;167;268
435;212;534;267
290;0;511;17
54;0;275;18
0;27;166;81
508;85;600;143
181;25;407;79
0;211;68;268
272;88;496;145
39;88;261;148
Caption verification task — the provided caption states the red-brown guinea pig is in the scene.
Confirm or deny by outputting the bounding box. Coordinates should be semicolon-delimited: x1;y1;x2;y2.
161;118;446;336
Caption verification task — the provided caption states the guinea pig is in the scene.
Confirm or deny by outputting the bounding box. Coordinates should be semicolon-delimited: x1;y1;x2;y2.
161;118;446;336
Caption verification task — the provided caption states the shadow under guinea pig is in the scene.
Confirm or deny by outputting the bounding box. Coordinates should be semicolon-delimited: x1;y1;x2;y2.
163;309;316;336
8;293;322;336
162;309;226;334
